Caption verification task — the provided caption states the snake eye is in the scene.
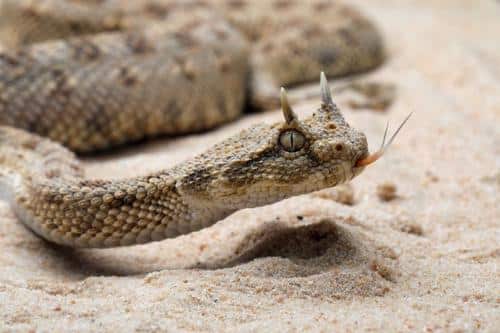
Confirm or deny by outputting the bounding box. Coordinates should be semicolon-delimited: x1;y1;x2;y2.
279;130;306;152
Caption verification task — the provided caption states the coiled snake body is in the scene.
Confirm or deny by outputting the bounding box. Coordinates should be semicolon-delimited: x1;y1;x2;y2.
0;0;388;248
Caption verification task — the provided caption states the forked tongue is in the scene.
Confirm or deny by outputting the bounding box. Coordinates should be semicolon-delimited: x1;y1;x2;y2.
355;113;413;167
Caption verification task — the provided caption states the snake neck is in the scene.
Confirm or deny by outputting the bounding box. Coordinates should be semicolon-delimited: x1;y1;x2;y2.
15;169;241;247
0;126;236;247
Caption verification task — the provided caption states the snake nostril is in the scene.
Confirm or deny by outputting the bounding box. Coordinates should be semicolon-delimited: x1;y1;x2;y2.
335;143;344;151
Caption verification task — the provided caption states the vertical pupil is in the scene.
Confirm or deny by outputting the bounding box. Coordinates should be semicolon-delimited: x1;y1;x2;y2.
280;130;304;152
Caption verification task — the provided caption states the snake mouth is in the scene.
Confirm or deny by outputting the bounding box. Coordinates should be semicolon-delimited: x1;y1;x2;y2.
355;113;412;168
355;150;383;168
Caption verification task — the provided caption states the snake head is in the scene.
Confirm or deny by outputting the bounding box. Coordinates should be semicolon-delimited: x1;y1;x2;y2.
278;72;411;181
272;76;370;188
180;73;409;210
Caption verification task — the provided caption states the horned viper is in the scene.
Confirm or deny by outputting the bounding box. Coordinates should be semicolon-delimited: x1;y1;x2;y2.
0;0;408;248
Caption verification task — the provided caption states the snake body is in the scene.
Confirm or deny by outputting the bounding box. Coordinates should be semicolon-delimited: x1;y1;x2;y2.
0;0;382;247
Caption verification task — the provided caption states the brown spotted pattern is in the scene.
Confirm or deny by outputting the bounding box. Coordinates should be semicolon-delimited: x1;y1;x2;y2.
0;0;382;247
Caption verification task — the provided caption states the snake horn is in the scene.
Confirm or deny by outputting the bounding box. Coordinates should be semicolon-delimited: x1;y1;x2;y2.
320;72;333;106
280;87;298;124
320;72;344;121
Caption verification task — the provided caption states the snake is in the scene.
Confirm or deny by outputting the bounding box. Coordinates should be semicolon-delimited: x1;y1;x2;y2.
0;0;407;248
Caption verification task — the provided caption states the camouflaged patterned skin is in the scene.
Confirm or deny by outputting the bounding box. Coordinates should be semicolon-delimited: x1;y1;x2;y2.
0;0;384;151
0;96;368;247
0;0;378;247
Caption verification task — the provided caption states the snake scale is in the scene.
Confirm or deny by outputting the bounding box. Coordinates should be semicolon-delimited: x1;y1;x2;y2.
0;0;401;248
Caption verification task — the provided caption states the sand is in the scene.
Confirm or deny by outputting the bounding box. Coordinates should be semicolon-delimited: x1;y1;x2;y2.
0;0;499;332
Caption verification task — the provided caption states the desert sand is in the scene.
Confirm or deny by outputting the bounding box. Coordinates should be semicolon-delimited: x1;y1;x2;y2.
0;0;499;332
